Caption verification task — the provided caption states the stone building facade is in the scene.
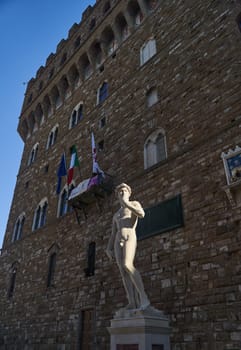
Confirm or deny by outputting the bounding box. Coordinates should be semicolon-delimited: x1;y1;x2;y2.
1;0;241;348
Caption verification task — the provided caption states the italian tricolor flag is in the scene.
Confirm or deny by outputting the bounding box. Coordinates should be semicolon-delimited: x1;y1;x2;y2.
67;145;79;185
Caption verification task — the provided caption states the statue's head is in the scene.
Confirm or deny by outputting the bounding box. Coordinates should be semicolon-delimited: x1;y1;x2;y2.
115;183;132;197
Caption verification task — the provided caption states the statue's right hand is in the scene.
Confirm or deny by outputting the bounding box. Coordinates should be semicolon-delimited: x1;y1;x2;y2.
106;248;114;261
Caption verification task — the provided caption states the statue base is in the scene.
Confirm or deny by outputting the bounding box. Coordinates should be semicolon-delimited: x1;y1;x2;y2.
108;306;171;350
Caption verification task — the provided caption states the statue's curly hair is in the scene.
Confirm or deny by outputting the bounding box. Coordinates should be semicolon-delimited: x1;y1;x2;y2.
115;183;131;196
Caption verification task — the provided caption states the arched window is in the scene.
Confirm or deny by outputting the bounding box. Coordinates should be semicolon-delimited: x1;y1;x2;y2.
89;18;96;31
60;52;67;66
46;124;59;149
101;27;118;56
140;38;156;66
69;103;83;129
28;143;39;166
33;198;48;231
90;41;103;68
103;1;111;14
144;129;167;169
60;76;71;100
58;184;74;217
12;213;25;242
68;64;80;89
51;86;62;109
35;103;44;125
97;82;108;104
115;13;130;42
79;53;92;80
127;0;143;26
43;95;52;117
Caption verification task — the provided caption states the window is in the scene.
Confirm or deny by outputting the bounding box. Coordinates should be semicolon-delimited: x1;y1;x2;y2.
237;14;241;33
52;87;61;109
27;93;33;104
89;18;96;31
101;27;117;56
115;13;130;41
84;242;96;277
135;10;143;25
140;38;156;66
80;54;92;80
74;36;81;49
46;125;58;149
48;68;54;80
59;188;69;217
38;81;43;91
60;76;71;100
137;195;184;240
8;263;18;299
12;214;25;242
60;52;67;65
69;64;80;88
43;95;52;117
103;1;111;13
58;184;74;217
69;103;83;129
144;129;167;169
91;42;103;68
99;116;106;128
97;82;108;104
47;252;57;288
35;103;44;125
28;143;39;166
84;62;92;80
32;198;48;231
146;87;158;107
147;0;158;11
127;0;143;26
44;164;49;173
98;140;104;152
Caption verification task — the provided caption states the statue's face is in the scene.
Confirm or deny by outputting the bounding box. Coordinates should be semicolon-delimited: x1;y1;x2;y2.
118;186;130;200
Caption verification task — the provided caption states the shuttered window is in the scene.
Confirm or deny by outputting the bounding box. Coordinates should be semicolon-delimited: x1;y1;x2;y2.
137;194;184;240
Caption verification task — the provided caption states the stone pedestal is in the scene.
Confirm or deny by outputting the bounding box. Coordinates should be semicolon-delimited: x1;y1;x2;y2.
108;307;171;350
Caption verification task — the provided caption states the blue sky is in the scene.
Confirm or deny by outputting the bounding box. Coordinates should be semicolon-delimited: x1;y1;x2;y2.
0;0;95;248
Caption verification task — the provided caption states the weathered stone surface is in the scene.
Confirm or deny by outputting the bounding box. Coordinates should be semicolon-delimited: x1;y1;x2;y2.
1;0;241;349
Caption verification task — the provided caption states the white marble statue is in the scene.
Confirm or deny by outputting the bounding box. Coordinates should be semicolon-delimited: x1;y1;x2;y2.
106;183;150;310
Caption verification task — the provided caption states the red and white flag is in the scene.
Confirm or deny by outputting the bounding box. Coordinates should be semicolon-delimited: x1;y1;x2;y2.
67;145;80;185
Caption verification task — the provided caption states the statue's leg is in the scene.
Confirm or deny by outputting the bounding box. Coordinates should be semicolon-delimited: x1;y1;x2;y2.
115;240;137;308
123;237;150;309
119;266;138;309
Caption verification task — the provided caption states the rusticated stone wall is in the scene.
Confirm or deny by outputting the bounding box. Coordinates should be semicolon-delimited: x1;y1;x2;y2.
1;0;241;349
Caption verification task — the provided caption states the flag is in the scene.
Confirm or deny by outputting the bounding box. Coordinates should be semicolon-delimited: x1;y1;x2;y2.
67;145;80;185
91;132;104;175
56;153;67;194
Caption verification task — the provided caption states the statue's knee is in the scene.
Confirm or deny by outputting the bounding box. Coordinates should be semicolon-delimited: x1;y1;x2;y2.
123;262;133;273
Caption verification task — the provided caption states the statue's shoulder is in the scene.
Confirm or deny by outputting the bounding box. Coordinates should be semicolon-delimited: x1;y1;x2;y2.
131;200;142;207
